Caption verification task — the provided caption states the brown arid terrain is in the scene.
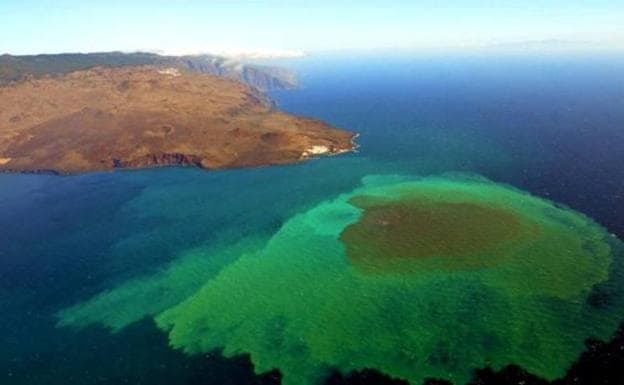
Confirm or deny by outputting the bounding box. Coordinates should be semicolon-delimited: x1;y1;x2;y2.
0;66;355;174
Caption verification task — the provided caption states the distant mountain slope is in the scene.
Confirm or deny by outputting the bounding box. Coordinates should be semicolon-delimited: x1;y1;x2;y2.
0;52;298;91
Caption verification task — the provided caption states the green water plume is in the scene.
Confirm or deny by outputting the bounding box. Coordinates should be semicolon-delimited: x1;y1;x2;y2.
59;174;624;385
57;236;268;331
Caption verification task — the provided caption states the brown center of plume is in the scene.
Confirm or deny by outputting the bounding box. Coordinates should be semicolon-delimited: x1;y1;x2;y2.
340;197;528;271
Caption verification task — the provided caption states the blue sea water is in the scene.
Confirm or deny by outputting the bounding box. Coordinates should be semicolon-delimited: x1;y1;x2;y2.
1;53;624;384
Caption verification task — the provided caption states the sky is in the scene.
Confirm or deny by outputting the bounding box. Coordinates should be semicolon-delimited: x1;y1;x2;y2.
1;0;623;56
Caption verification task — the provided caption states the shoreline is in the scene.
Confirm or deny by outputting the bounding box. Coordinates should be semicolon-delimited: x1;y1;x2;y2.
0;133;358;176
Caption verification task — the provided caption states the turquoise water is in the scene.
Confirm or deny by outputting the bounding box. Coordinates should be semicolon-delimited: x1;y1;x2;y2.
1;54;624;385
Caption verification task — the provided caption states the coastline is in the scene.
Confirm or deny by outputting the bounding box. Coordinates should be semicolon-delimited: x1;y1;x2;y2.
0;132;358;176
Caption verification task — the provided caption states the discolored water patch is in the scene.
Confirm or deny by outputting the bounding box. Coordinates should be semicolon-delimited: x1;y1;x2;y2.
341;198;536;272
57;174;624;385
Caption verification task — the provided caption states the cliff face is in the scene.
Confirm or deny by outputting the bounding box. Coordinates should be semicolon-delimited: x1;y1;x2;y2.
0;52;298;91
0;66;353;174
170;55;298;91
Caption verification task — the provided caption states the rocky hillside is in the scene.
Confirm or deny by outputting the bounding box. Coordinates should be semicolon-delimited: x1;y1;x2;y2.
0;66;353;174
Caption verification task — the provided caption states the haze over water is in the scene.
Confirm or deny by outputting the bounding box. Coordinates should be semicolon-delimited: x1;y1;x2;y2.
2;53;624;384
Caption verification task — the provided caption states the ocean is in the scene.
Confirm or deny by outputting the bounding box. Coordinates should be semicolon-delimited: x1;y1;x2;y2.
1;53;624;385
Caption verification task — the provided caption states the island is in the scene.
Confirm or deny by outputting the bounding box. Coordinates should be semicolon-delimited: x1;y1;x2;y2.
0;66;355;174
